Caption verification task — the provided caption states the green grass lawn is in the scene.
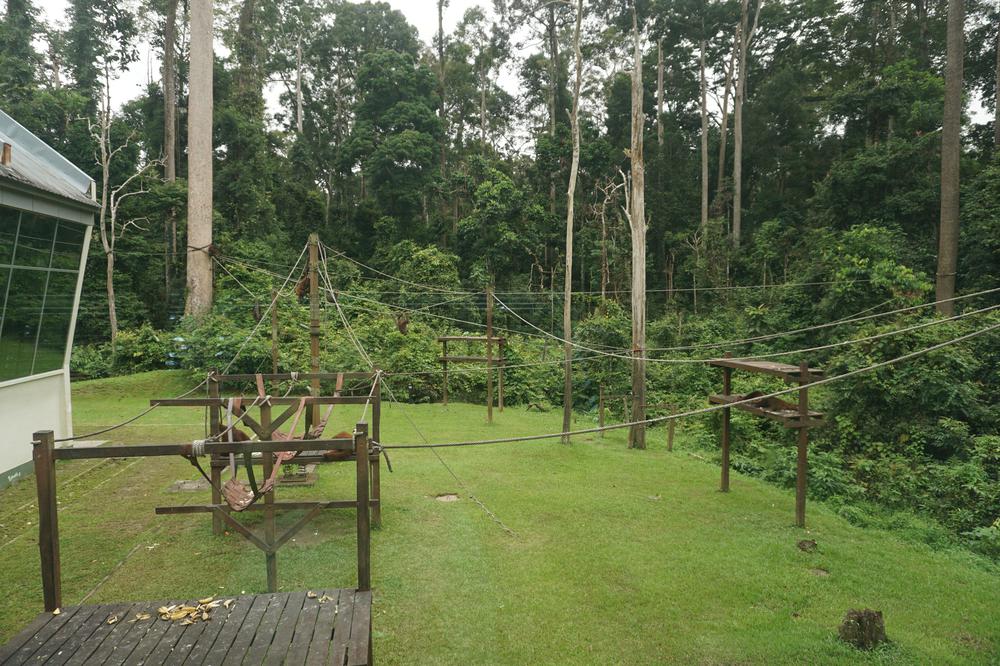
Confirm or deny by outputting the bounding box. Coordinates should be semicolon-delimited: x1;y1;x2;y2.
1;370;998;664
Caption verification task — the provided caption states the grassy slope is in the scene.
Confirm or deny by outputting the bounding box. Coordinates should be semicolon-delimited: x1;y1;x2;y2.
0;370;996;664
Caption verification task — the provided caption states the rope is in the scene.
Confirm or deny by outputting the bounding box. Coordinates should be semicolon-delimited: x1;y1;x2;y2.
320;254;516;535
380;320;1000;449
213;256;260;299
380;302;1000;377
495;287;1000;361
53;242;310;443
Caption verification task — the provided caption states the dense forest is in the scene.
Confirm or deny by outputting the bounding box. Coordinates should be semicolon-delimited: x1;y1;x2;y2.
1;0;998;557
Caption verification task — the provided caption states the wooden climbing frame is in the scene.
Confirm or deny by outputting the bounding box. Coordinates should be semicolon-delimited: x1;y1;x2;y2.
30;423;373;604
151;370;383;534
708;355;824;528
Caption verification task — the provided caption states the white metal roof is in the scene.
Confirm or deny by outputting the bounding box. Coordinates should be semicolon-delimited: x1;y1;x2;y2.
0;108;97;208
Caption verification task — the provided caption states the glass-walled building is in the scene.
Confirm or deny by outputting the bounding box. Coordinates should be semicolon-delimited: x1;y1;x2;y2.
0;109;95;488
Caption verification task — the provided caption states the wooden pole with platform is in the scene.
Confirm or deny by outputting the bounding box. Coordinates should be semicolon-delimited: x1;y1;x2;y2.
708;358;824;527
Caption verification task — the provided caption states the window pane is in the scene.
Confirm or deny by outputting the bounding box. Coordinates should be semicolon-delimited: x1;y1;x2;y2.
34;271;77;373
14;213;57;268
51;221;86;270
0;206;18;264
0;266;8;334
0;268;45;381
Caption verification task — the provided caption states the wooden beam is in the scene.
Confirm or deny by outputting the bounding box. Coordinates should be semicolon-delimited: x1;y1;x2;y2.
32;431;61;612
53;438;355;461
150;396;373;407
309;233;321;425
355;423;371;591
486;286;494;424
796;362;810;528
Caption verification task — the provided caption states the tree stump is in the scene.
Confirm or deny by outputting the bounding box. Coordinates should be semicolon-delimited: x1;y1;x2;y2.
838;609;887;650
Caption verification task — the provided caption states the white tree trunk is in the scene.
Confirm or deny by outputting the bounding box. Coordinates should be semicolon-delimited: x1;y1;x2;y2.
562;0;584;442
295;38;304;134
185;0;214;317
628;3;647;450
656;38;664;147
716;36;737;199
935;0;964;315
700;38;709;231
732;0;749;248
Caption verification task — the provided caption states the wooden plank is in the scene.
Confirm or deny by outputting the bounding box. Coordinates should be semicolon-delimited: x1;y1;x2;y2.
102;608;162;666
260;591;306;665
189;595;253;666
71;603;145;665
707;358;824;380
30;604;104;664
345;590;372;666
0;610;55;662
63;604;141;666
282;594;322;665
47;603;129;666
328;591;357;666
241;593;292;666
120;602;181;666
166;612;213;664
155;500;375;515
304;591;341;666
438;355;491;363
131;608;189;666
175;601;237;666
219;595;273;666
5;604;85;664
436;335;505;342
215;372;375;382
709;394;823;423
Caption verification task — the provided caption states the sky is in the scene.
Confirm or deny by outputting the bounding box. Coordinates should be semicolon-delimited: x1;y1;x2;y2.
27;0;991;124
32;0;491;110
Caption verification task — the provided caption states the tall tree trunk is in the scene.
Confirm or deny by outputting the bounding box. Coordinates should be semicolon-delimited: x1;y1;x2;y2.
163;0;177;182
628;3;647;450
994;28;999;151
656;38;664;147
562;0;583;443
732;0;762;248
437;0;447;179
480;65;488;144
716;35;737;200
935;0;964;315
700;38;709;231
547;4;560;215
106;250;118;342
732;0;749;248
295;37;303;134
163;0;178;307
185;0;214;317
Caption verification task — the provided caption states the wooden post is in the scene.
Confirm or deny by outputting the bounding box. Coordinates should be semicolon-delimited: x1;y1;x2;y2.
208;372;224;535
308;233;321;426
441;340;448;406
667;419;675;452
371;375;382;528
270;288;279;374
796;362;810;528
33;431;61;612
261;401;278;592
598;383;605;438
721;352;732;492
486;287;494;423
355;423;371;591
498;340;505;412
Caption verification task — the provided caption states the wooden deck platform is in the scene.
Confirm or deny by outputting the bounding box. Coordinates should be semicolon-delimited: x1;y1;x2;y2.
0;589;371;665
